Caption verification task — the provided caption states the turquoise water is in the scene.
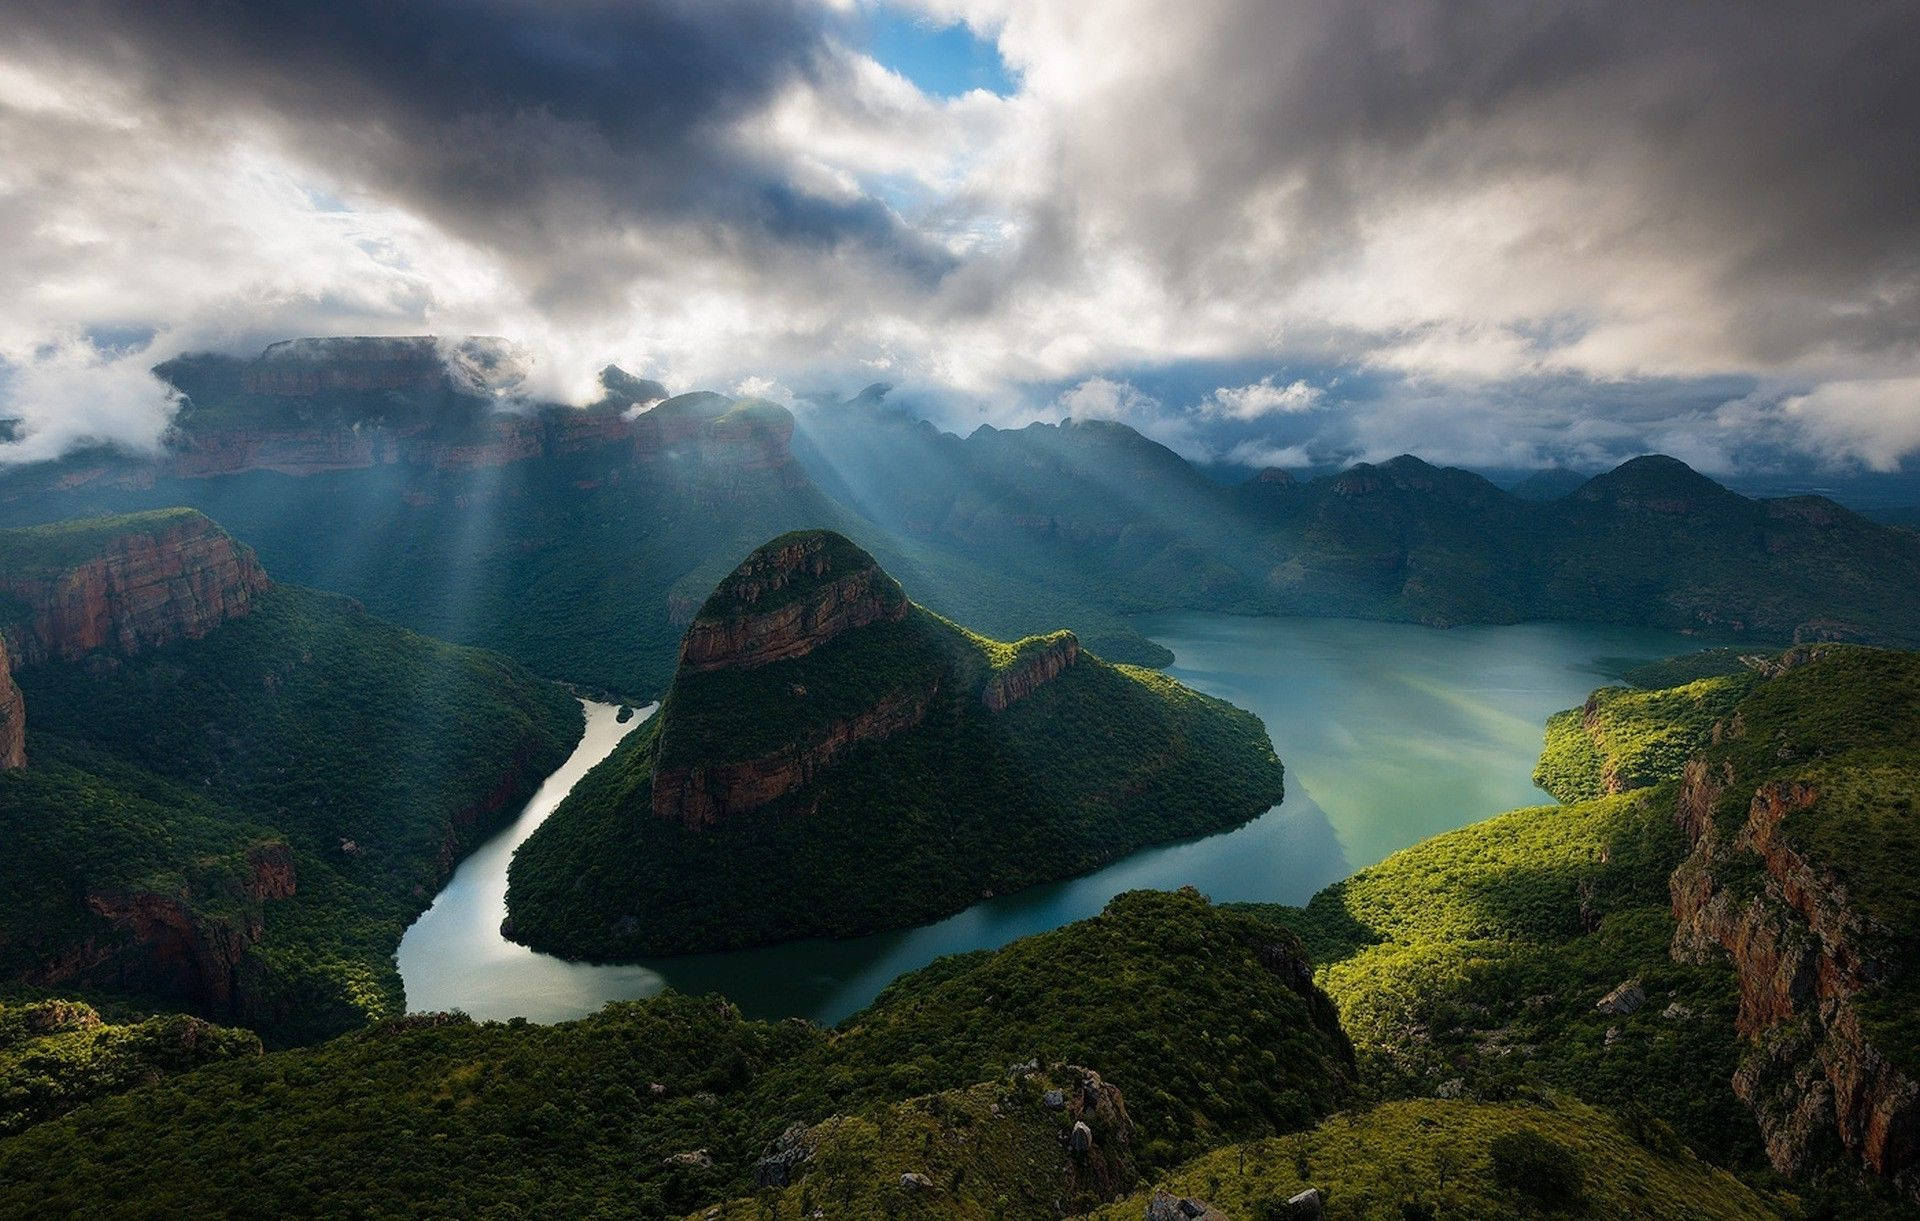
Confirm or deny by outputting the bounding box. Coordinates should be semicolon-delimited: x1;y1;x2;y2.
397;615;1706;1025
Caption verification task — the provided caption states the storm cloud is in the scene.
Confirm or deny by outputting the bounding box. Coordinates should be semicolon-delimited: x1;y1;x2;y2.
1;0;1916;472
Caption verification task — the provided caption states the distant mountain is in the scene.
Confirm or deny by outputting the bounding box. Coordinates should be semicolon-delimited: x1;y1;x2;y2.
3;340;1916;686
504;530;1286;955
0;341;1173;691
0;509;581;1044
1507;466;1592;500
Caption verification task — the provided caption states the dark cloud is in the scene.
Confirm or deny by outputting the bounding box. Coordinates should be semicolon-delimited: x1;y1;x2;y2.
1014;0;1920;366
7;0;950;309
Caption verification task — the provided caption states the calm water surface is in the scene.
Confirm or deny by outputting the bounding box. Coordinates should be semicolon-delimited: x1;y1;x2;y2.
398;615;1705;1025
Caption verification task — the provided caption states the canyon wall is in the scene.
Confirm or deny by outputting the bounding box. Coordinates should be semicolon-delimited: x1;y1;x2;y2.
651;682;939;829
0;637;22;769
1670;756;1920;1195
0;514;269;668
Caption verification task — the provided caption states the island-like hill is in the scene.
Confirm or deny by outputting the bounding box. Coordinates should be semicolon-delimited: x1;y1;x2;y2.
0;508;582;1045
503;530;1287;955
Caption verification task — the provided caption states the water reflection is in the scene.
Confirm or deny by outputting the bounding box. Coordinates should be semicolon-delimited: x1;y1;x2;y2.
398;615;1706;1026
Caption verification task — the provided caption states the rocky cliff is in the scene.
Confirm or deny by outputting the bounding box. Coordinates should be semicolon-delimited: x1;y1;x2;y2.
982;632;1081;711
0;638;22;769
676;532;909;673
651;682;939;829
1668;651;1920;1197
24;840;297;1026
0;511;268;667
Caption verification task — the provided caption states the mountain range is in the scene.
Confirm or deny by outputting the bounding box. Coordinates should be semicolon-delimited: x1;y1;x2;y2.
0;338;1915;703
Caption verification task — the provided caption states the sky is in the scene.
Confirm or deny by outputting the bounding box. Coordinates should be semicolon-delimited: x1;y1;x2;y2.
1;0;1917;476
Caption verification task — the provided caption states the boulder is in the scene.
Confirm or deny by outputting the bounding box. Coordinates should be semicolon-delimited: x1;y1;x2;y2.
1595;979;1646;1016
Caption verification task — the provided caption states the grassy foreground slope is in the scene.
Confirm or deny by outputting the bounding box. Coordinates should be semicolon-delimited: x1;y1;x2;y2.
0;892;1353;1217
0;583;581;1044
507;534;1284;956
1095;1098;1785;1220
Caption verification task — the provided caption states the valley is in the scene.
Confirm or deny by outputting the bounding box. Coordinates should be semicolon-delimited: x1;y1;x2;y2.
0;342;1916;1217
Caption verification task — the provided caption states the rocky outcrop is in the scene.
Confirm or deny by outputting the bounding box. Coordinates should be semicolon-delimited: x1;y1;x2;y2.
0;636;22;769
1059;1066;1136;1205
1670;748;1920;1193
677;533;908;673
651;681;938;828
983;633;1081;711
0;513;268;667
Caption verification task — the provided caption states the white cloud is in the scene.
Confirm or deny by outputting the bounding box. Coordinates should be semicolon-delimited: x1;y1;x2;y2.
1201;376;1323;420
1781;379;1920;473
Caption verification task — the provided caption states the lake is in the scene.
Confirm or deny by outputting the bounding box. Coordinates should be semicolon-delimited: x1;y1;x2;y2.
397;614;1708;1025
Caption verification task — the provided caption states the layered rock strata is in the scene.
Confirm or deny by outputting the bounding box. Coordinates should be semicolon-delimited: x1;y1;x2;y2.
0;514;268;667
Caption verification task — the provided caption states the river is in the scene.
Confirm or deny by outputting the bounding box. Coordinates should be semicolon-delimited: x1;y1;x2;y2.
397;614;1711;1026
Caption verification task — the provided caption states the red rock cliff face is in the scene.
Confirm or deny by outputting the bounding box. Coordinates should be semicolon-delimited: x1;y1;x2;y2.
25;842;297;1024
982;634;1081;711
0;517;269;667
651;682;939;829
651;532;932;829
0;636;22;769
1670;753;1920;1193
678;536;908;673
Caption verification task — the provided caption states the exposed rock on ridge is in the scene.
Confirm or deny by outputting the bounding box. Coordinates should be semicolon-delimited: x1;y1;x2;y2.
0;512;268;668
983;633;1081;711
677;532;908;673
651;682;939;829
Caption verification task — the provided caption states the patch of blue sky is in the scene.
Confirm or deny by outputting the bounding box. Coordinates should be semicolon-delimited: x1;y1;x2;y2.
859;5;1014;98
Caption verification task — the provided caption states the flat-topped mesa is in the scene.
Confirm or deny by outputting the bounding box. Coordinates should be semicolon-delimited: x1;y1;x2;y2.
678;532;908;672
983;632;1081;711
0;510;269;668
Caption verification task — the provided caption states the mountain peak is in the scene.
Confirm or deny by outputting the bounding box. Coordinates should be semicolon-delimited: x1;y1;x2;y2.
678;531;906;673
1574;454;1740;512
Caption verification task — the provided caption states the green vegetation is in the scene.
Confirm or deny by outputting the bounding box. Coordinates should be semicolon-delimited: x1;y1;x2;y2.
694;1068;1130;1221
507;537;1286;956
1606;646;1756;690
0;508;208;576
1244;789;1763;1170
0;583;581;1044
0;891;1354;1216
1092;1098;1787;1220
1532;673;1755;801
0;998;258;1135
822;890;1353;1169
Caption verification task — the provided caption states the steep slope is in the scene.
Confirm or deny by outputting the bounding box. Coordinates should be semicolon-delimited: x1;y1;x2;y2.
0;511;582;1044
1253;644;1920;1210
1665;646;1920;1198
505;532;1287;955
0;891;1353;1218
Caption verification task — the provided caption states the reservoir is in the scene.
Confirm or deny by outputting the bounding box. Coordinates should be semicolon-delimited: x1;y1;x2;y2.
399;615;1712;1025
